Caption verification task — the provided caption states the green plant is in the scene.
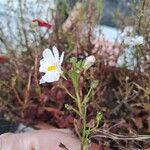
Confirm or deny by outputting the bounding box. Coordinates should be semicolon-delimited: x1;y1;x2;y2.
63;58;102;149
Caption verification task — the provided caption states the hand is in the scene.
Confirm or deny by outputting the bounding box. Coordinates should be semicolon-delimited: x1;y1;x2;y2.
0;129;80;150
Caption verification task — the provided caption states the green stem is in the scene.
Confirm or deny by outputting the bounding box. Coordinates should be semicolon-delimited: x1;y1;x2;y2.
85;128;91;142
74;123;82;141
68;105;81;116
76;91;89;149
76;92;82;116
82;85;93;104
82;103;87;145
62;85;76;100
90;120;100;132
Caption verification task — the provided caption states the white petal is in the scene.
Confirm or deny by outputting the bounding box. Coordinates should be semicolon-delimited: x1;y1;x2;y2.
43;48;55;63
42;70;60;83
52;46;59;64
59;51;64;65
39;78;46;84
84;55;95;69
39;59;50;72
134;36;144;45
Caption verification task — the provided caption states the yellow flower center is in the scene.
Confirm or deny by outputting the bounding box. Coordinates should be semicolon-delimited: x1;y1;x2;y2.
47;65;58;71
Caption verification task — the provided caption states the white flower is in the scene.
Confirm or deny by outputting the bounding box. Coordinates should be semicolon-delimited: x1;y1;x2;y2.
84;55;95;69
124;36;144;47
121;26;145;47
121;26;133;37
39;46;64;84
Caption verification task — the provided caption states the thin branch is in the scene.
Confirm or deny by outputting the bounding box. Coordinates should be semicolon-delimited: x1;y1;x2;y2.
90;129;150;141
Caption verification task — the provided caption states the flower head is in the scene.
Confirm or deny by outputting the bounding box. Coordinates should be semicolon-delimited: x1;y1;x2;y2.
0;55;6;63
39;46;64;84
84;55;95;69
32;19;54;29
124;36;144;46
121;26;145;46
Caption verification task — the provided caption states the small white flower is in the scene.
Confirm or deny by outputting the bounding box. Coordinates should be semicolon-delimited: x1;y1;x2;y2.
124;36;144;47
84;55;95;69
121;26;133;37
121;26;145;46
39;46;64;84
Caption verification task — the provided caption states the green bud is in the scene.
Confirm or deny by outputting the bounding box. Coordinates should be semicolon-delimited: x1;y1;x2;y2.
91;80;99;89
65;104;72;110
96;112;102;122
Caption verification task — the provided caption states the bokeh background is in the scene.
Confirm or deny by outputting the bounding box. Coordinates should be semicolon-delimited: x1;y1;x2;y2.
0;0;150;149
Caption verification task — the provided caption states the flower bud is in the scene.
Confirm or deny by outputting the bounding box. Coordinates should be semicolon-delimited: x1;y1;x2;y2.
84;55;95;69
96;112;102;122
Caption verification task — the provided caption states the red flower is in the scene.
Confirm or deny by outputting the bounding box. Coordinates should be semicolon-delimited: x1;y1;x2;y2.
0;55;6;63
32;19;54;29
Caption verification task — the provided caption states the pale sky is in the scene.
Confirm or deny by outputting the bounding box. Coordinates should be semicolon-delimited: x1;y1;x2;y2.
0;0;55;8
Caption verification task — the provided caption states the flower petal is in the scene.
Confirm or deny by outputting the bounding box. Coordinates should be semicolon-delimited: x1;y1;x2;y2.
32;19;53;29
39;59;50;72
52;46;59;64
39;78;46;84
42;70;60;83
43;48;55;63
59;51;64;65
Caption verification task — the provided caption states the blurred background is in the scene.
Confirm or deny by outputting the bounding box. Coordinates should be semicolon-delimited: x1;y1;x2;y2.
0;0;150;149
